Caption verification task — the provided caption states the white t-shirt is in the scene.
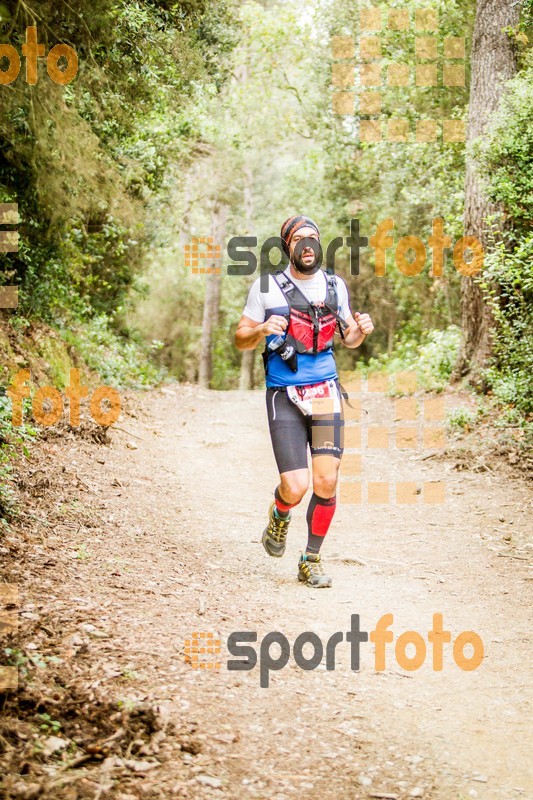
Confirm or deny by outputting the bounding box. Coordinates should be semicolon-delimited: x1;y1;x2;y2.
243;266;351;323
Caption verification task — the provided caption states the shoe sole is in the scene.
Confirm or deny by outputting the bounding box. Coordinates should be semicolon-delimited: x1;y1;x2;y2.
297;573;332;588
262;527;286;558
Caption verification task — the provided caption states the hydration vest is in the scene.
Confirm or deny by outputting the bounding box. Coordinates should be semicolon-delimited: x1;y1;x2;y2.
262;270;348;378
272;270;346;356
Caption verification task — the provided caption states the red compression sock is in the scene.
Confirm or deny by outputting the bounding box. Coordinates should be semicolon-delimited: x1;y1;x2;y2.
274;485;298;518
306;492;336;553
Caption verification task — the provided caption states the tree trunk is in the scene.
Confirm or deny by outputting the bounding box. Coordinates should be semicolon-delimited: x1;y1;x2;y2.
239;349;255;390
239;161;256;390
454;0;520;382
198;203;227;388
179;179;192;250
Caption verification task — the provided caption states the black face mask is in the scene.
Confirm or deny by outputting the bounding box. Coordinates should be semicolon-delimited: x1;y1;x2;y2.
291;237;323;275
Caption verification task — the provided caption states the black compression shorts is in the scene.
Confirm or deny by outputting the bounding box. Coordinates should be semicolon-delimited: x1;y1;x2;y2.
265;381;345;474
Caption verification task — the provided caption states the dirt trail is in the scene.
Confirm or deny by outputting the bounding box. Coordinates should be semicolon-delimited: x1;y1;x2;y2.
4;384;532;799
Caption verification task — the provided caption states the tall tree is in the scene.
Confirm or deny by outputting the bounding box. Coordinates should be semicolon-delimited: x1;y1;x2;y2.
238;163;257;390
199;202;227;388
454;0;521;382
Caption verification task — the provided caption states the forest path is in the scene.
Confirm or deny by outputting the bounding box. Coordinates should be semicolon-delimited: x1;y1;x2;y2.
11;384;532;800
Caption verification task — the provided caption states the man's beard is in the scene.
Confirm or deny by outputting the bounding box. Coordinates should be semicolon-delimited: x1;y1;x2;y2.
292;249;321;275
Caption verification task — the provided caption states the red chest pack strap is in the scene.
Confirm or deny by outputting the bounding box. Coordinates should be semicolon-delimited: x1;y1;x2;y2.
273;271;347;342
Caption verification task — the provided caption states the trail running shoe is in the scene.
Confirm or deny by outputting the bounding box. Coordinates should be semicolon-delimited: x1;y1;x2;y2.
262;501;291;558
298;553;332;588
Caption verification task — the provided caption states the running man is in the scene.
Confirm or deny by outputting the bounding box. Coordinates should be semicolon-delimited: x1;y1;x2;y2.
235;215;374;588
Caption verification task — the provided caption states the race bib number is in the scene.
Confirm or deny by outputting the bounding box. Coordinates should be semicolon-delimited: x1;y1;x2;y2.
287;379;341;416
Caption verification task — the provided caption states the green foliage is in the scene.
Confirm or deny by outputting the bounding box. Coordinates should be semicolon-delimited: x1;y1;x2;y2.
475;52;533;415
0;461;17;524
0;0;239;381
298;0;474;360
475;53;533;228
61;316;164;389
480;234;533;413
129;247;206;383
0;0;529;420
363;326;462;392
447;406;476;430
211;324;241;390
3;647;62;680
37;713;62;734
0;395;36;522
519;0;533;34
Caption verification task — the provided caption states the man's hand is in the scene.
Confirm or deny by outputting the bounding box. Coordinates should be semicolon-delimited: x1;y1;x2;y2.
261;315;288;337
340;311;374;348
353;312;374;336
235;314;287;350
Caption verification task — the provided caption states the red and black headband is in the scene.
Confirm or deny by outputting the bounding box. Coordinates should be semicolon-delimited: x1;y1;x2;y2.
280;215;320;256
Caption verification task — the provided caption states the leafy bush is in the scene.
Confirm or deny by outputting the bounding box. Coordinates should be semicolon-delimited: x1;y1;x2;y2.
475;51;533;415
480;234;533;413
60;316;164;389
475;52;533;228
447;407;476;431
0;0;239;395
0;395;36;523
363;326;462;392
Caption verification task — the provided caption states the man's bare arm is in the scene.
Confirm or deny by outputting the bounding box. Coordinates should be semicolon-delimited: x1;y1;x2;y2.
234;314;288;351
338;312;374;349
